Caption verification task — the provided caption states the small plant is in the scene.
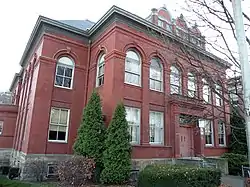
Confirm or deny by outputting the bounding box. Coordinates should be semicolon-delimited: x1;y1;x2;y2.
57;156;95;186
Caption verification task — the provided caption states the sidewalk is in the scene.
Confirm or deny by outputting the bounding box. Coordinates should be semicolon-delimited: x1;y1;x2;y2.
221;175;244;187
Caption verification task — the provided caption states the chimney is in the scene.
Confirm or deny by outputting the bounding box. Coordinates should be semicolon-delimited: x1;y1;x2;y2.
151;8;158;24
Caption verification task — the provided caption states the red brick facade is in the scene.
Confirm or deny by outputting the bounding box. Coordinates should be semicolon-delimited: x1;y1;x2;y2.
1;6;231;166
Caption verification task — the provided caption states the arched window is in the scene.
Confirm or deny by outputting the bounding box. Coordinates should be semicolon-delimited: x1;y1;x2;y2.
170;65;181;94
55;57;74;89
96;53;105;87
215;83;223;106
124;50;141;86
202;78;211;103
150;57;163;91
187;72;196;97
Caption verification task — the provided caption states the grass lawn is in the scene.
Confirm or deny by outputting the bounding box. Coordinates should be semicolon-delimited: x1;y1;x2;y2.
0;176;55;187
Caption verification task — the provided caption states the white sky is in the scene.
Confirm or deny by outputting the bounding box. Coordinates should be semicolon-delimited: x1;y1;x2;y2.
0;0;249;91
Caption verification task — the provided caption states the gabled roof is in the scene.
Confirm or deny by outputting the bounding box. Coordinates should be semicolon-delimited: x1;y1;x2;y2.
58;19;95;31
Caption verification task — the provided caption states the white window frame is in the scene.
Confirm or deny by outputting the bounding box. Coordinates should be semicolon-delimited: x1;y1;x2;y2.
48;107;70;143
203;79;211;103
218;121;226;146
170;65;182;94
149;58;163;92
96;53;105;87
124;50;141;86
204;120;214;146
54;57;75;89
149;111;164;145
216;84;223;106
0;121;3;135
125;107;141;144
187;72;196;98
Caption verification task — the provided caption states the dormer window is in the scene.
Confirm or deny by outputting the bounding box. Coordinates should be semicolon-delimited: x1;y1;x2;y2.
158;19;164;28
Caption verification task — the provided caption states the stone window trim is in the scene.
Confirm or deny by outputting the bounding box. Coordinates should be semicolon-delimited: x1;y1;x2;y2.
149;111;164;145
48;107;70;143
125;106;141;145
54;56;75;90
124;50;142;87
96;53;105;87
0;121;3;135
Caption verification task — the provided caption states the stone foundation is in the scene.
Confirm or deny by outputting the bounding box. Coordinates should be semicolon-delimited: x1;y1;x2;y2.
0;148;12;167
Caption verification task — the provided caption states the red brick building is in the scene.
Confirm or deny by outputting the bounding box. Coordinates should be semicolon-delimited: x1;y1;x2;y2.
1;5;231;177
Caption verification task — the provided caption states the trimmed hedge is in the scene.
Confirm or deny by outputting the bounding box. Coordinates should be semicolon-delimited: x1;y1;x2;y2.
221;153;248;175
138;164;221;187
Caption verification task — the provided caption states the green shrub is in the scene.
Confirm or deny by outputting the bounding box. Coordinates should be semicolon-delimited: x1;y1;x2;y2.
138;164;221;187
100;103;132;184
221;153;248;175
73;90;106;163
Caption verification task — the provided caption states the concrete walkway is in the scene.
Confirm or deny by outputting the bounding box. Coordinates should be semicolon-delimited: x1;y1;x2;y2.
221;175;245;187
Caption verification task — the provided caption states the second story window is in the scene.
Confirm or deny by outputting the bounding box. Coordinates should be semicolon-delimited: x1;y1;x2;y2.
0;121;3;135
96;53;105;87
125;50;141;86
187;72;196;98
150;58;163;92
215;83;223;106
170;65;181;94
55;57;74;89
203;78;211;103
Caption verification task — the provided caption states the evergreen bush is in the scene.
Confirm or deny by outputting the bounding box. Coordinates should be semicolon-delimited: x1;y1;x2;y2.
100;103;132;184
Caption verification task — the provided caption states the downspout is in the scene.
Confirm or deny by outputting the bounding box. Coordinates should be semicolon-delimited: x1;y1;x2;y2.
84;39;92;106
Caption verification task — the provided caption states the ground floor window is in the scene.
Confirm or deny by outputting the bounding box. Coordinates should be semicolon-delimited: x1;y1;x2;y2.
48;108;70;142
218;121;226;146
204;120;214;146
149;111;164;144
125;107;140;144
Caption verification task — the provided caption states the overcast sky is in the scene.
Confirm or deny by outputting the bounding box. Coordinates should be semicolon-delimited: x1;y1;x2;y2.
0;0;249;91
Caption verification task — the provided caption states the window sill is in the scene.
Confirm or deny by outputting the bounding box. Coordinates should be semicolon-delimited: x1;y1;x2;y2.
54;85;73;90
205;144;214;147
48;140;67;144
124;82;141;88
150;88;164;93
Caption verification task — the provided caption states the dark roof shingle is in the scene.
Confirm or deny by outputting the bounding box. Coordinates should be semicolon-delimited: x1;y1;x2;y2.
58;19;95;30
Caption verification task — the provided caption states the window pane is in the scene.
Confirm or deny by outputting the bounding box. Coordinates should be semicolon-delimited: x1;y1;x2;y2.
57;66;65;76
65;68;73;77
58;131;66;140
58;126;67;132
125;59;140;74
171;85;180;94
58;57;74;66
49;125;58;131
55;76;63;86
49;130;57;140
125;73;139;85
150;125;155;142
59;110;68;125
50;109;59;124
63;78;71;88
